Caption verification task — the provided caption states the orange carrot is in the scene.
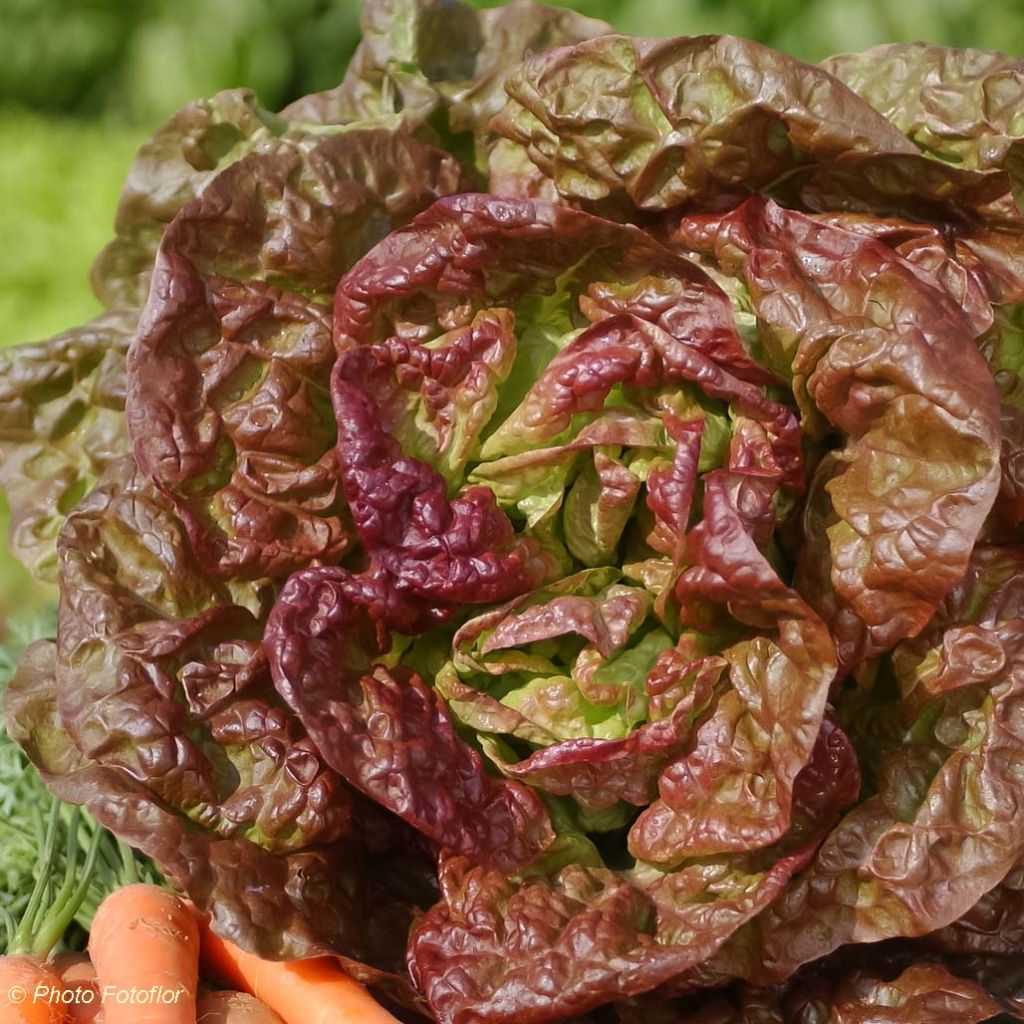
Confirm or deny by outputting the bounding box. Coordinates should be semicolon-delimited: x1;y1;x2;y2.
0;955;69;1024
88;885;198;1024
52;953;102;1024
51;953;93;983
196;989;285;1023
198;923;400;1024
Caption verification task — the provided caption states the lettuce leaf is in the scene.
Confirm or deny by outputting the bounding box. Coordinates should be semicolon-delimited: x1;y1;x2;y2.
126;128;465;579
676;197;1002;670
265;564;556;873
700;545;1024;985
492;33;1024;302
283;0;610;174
0;310;135;581
407;712;856;1024
90;89;289;310
2;459;438;1013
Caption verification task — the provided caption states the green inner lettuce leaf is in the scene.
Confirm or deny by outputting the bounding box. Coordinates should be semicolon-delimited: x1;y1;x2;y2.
1;4;1023;1023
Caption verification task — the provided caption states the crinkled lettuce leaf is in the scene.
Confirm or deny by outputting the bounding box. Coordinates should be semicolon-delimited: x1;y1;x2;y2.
89;83;442;312
821;43;1024;305
55;459;348;854
700;545;1024;986
91;89;290;309
979;305;1024;537
1;459;438;1012
264;564;556;873
0;310;136;581
283;0;609;175
929;858;1024;958
822;43;1024;177
664;959;1005;1024
126;128;465;579
628;471;837;865
407;711;856;1024
492;34;913;212
676;197;1002;670
492;33;1024;302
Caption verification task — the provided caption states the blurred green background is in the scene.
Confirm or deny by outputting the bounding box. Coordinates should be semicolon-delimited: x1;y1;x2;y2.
1;0;1021;625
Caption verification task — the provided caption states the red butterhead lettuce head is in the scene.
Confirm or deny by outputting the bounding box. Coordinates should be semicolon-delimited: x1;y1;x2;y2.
3;4;1024;1022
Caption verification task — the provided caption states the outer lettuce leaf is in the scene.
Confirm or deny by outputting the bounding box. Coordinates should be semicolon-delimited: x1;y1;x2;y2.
491;34;913;213
0;310;135;582
665;960;1004;1024
979;305;1024;537
821;43;1024;305
91;90;290;309
805;211;995;338
822;44;1024;177
127;129;465;579
928;859;1024;957
815;963;1001;1024
676;197;1002;669
55;460;348;854
5;642;438;1014
445;1;609;152
282;0;454;125
492;34;1024;302
793;217;1022;546
409;851;804;1024
704;545;1024;985
1;92;354;583
0;458;442;1011
89;79;455;312
283;0;609;173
